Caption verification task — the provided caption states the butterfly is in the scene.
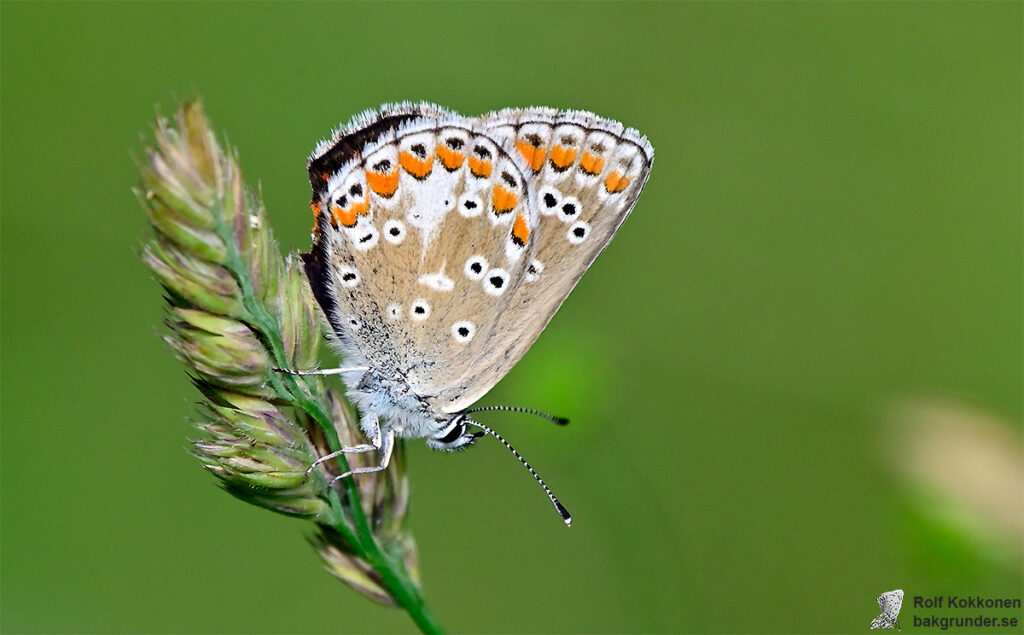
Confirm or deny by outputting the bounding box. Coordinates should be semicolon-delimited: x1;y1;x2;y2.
871;589;904;630
291;102;653;525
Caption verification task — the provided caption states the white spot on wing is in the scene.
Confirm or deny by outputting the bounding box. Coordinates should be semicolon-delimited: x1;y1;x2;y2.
410;299;431;320
464;255;488;280
483;267;510;296
385;303;402;321
567;221;591;245
539;186;561;215
337;266;360;288
383;219;406;244
458;193;483;218
419;270;454;292
349;224;379;251
525;259;544;283
451;320;476;343
557;196;582;224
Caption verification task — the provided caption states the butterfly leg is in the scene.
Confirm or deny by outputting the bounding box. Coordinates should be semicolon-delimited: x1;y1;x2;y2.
328;429;395;485
303;418;382;482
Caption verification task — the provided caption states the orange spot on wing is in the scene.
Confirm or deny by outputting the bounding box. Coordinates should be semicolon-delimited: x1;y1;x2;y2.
549;145;577;169
516;140;546;171
351;200;370;216
604;171;631;193
331;203;358;227
311;202;322;232
399;150;433;179
579;152;605;175
436;144;465;171
366;168;400;197
491;184;518;215
511;213;530;246
310;202;322;231
468;156;492;178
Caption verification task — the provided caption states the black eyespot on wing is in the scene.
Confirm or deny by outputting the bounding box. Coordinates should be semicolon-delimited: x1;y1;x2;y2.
473;145;491;159
543;193;557;208
413;305;426;314
389;226;400;236
457;326;470;337
464;199;478;210
489;275;504;289
562;203;577;217
342;272;356;282
335;195;347;208
573;226;586;238
501;171;516;187
525;133;542;146
410;143;427;158
470;262;483;274
446;137;464;150
359;233;374;244
349;184;362;197
373;159;392;172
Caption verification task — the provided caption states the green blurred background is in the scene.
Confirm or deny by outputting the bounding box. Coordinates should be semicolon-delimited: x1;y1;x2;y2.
2;2;1021;633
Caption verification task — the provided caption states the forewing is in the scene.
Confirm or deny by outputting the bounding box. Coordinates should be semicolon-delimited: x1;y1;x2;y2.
878;590;903;620
304;104;539;392
427;108;654;413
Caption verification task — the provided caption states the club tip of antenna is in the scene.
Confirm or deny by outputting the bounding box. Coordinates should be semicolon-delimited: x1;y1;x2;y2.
553;416;570;425
556;502;572;526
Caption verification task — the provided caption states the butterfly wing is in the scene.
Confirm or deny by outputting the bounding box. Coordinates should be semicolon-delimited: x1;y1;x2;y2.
870;615;892;629
304;103;540;396
422;108;654;413
879;590;903;620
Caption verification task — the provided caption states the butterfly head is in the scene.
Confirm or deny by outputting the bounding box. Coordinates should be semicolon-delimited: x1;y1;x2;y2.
427;412;484;451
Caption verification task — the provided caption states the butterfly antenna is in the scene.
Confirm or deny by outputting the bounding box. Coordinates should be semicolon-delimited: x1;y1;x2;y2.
463;405;569;425
464;419;572;526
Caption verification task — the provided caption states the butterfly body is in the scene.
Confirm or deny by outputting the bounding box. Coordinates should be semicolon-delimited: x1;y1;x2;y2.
300;102;653;519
